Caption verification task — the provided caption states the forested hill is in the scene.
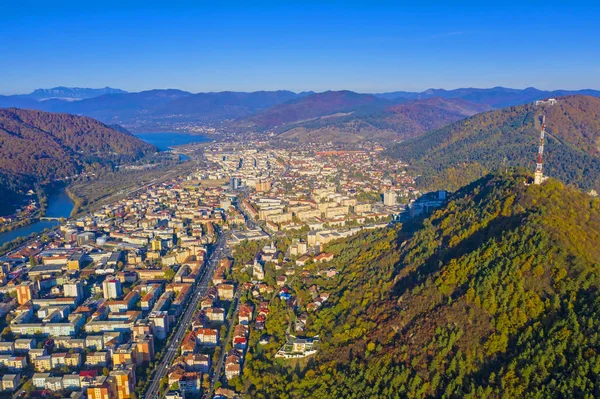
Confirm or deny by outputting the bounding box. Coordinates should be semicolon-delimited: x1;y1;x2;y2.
0;108;156;211
385;95;600;192
276;97;491;143
242;172;600;398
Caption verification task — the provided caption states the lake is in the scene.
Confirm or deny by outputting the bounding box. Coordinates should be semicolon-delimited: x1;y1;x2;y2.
134;132;211;151
0;188;74;246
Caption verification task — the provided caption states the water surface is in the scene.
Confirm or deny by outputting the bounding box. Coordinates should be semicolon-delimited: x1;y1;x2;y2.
0;188;74;245
135;132;211;151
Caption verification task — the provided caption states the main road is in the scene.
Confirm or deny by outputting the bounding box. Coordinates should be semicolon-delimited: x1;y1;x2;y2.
144;232;229;399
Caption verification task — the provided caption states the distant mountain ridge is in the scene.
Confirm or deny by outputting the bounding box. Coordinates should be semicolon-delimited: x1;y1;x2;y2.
27;86;127;101
0;89;313;129
0;86;598;133
151;90;309;121
374;86;600;108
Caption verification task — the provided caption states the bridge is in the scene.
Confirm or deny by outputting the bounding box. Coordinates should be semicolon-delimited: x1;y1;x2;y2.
39;217;63;221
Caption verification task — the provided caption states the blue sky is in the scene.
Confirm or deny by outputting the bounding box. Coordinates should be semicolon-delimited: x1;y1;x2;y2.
2;1;600;94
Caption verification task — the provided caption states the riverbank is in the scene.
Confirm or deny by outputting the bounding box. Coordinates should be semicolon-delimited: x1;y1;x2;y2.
65;186;85;218
0;187;74;247
0;187;48;234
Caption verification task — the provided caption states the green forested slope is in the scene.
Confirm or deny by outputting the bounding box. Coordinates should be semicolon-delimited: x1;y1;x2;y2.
239;172;600;399
386;95;600;192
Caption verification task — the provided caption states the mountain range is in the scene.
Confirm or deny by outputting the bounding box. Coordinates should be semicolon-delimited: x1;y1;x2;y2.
386;95;600;192
2;86;599;138
373;86;600;108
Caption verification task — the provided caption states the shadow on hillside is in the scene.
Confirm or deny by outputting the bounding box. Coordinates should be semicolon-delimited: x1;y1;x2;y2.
391;212;524;299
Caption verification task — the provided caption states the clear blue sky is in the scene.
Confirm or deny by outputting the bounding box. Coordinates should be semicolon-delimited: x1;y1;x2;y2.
2;1;600;94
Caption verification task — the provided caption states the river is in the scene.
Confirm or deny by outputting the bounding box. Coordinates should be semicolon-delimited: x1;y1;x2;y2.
0;133;209;246
0;188;74;246
134;132;211;151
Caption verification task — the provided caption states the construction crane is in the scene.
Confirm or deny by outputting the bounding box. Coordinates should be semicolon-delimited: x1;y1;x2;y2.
534;115;546;185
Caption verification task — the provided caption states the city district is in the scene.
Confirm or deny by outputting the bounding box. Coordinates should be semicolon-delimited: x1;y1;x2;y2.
0;141;446;399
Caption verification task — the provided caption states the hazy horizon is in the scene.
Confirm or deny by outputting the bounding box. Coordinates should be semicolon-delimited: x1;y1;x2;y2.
3;85;600;97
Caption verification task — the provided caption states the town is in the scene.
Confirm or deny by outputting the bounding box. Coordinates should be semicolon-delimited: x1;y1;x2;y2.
0;140;445;399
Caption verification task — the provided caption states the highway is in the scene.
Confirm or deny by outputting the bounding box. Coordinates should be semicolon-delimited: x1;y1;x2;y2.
144;232;229;399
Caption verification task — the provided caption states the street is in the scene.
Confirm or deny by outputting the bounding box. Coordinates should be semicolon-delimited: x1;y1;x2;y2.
144;232;229;399
208;290;242;397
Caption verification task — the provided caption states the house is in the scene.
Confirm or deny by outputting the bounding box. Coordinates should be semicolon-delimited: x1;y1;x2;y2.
276;335;320;358
196;328;219;346
180;331;197;355
51;352;68;369
296;255;310;266
179;372;202;393
238;304;253;325
314;252;334;263
233;336;247;351
65;352;82;368
216;283;235;300
201;297;214;309
276;275;287;287
224;354;241;380
181;353;210;373
233;324;248;340
14;338;36;353
205;307;225;323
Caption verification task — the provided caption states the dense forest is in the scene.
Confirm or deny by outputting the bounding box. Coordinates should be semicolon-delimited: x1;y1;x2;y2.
0;108;156;212
385;95;600;192
235;171;600;398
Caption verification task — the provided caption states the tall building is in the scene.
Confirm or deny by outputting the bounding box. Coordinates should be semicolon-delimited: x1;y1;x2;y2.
102;277;122;299
149;311;169;340
110;364;136;399
134;334;155;364
16;282;35;305
151;239;163;252
112;344;137;367
63;281;83;302
256;180;272;192
86;376;116;399
67;252;84;271
383;191;398;207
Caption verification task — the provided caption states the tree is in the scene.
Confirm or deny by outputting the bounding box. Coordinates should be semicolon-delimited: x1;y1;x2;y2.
163;267;176;281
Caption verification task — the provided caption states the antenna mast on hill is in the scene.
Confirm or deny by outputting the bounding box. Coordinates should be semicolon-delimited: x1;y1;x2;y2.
533;99;557;184
534;115;546;185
